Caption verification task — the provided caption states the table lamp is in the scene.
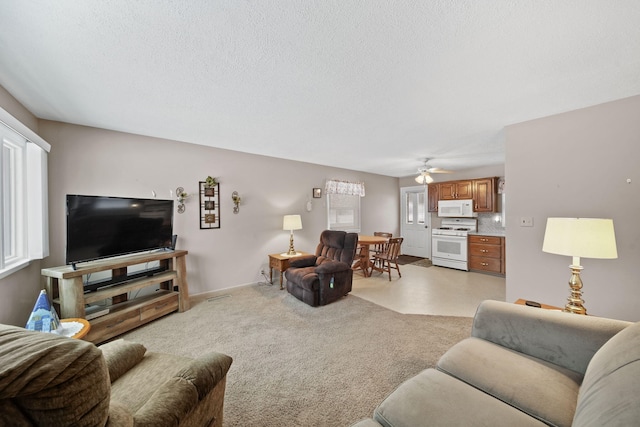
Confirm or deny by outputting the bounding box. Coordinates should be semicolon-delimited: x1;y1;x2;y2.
542;217;617;315
282;214;303;256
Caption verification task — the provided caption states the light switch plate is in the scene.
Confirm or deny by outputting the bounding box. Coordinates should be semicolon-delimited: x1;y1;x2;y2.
520;217;533;227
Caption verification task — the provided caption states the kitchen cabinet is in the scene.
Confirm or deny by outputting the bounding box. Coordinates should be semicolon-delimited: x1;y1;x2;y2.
439;180;473;200
469;235;505;276
430;177;499;212
473;177;497;212
428;183;439;212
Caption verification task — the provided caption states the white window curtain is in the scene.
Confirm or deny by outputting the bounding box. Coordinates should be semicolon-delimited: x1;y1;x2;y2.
324;179;365;197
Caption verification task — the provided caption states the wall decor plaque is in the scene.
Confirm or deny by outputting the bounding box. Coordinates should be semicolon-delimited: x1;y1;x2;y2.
200;181;220;229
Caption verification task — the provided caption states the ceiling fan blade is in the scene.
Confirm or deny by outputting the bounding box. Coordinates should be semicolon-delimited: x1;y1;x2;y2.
427;168;453;174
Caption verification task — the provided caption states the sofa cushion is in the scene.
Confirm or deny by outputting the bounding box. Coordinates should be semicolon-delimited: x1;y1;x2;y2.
373;368;547;427
573;321;640;426
100;339;147;382
437;337;582;427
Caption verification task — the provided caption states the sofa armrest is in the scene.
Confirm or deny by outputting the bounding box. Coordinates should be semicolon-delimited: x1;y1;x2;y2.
315;260;351;274
289;255;317;268
175;352;233;400
132;352;232;426
471;300;631;374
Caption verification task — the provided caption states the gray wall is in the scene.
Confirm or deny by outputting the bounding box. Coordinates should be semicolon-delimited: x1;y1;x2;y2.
0;84;400;326
505;95;640;321
0;118;399;326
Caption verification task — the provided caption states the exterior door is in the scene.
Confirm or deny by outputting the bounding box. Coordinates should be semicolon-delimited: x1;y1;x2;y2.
400;186;431;258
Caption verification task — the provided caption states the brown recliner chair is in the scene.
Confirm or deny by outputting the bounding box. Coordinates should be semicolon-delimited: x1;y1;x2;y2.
284;230;358;307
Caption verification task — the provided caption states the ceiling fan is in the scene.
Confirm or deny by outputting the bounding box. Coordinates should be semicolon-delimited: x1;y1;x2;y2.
415;158;453;185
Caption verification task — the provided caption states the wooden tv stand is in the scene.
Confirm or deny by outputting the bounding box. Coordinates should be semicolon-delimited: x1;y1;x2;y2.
41;250;189;344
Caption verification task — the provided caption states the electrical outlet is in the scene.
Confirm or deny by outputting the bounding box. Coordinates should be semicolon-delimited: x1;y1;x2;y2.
260;269;265;275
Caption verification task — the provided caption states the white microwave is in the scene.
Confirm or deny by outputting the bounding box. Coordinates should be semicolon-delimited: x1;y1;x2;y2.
438;199;477;218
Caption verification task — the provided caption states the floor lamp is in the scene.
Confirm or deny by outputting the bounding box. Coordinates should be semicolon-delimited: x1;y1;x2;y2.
542;217;618;315
282;214;303;256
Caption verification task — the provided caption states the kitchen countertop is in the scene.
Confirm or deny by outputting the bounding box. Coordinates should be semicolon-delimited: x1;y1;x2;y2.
469;231;506;237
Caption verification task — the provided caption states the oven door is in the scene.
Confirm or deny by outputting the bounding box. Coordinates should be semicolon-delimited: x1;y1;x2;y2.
432;234;468;270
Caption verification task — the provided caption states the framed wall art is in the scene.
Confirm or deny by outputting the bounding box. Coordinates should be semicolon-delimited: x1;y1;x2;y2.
199;181;220;229
313;188;322;198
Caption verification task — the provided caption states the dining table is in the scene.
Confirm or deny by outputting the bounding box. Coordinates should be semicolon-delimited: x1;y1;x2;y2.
354;235;389;277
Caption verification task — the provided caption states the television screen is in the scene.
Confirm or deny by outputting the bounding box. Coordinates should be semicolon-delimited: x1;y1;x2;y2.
66;195;174;266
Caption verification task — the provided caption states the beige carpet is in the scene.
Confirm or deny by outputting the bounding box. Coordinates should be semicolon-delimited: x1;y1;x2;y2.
119;283;472;426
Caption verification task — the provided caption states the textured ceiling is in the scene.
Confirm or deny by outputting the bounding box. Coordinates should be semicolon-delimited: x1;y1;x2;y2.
1;1;639;177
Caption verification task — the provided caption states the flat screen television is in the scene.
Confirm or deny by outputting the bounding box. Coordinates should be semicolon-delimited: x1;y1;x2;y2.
66;194;174;267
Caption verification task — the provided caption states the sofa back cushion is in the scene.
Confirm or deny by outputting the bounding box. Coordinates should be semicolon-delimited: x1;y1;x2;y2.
573;321;640;426
99;338;147;382
0;324;110;426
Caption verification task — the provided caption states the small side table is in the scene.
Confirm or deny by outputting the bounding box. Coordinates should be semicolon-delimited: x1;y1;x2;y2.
268;252;312;290
514;299;563;311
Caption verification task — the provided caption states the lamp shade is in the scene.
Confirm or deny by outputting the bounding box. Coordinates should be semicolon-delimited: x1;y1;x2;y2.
542;218;618;259
283;214;302;231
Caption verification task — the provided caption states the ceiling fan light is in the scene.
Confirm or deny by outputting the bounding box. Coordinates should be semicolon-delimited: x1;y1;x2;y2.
415;174;433;184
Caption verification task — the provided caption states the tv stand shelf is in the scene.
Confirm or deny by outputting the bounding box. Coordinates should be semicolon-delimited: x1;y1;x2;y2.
42;250;189;344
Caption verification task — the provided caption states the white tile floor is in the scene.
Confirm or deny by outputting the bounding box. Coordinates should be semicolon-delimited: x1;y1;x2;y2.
351;263;506;317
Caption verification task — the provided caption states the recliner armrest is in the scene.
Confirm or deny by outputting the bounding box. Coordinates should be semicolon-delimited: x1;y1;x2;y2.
288;255;317;268
315;260;351;274
471;300;631;374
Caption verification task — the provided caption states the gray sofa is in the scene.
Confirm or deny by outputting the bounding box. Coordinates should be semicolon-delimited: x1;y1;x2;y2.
353;300;639;427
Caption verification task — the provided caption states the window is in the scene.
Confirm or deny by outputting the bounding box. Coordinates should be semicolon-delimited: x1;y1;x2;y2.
2;127;26;268
405;191;425;225
325;179;365;233
327;193;361;232
0;108;49;279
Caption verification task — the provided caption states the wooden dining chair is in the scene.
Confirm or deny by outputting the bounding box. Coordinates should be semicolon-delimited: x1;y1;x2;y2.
370;237;404;281
352;244;369;277
370;232;392;268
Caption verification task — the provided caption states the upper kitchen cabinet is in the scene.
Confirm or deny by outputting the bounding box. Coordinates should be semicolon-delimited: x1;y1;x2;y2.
438;180;473;200
473;177;497;212
429;177;500;213
428;183;439;212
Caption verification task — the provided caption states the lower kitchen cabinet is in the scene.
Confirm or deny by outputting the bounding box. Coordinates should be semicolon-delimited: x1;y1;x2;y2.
469;235;505;276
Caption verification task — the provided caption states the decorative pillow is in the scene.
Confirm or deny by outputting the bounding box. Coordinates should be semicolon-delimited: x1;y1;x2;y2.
99;339;147;382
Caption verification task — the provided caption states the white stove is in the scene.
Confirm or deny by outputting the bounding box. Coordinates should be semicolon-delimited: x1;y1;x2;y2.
432;218;477;271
